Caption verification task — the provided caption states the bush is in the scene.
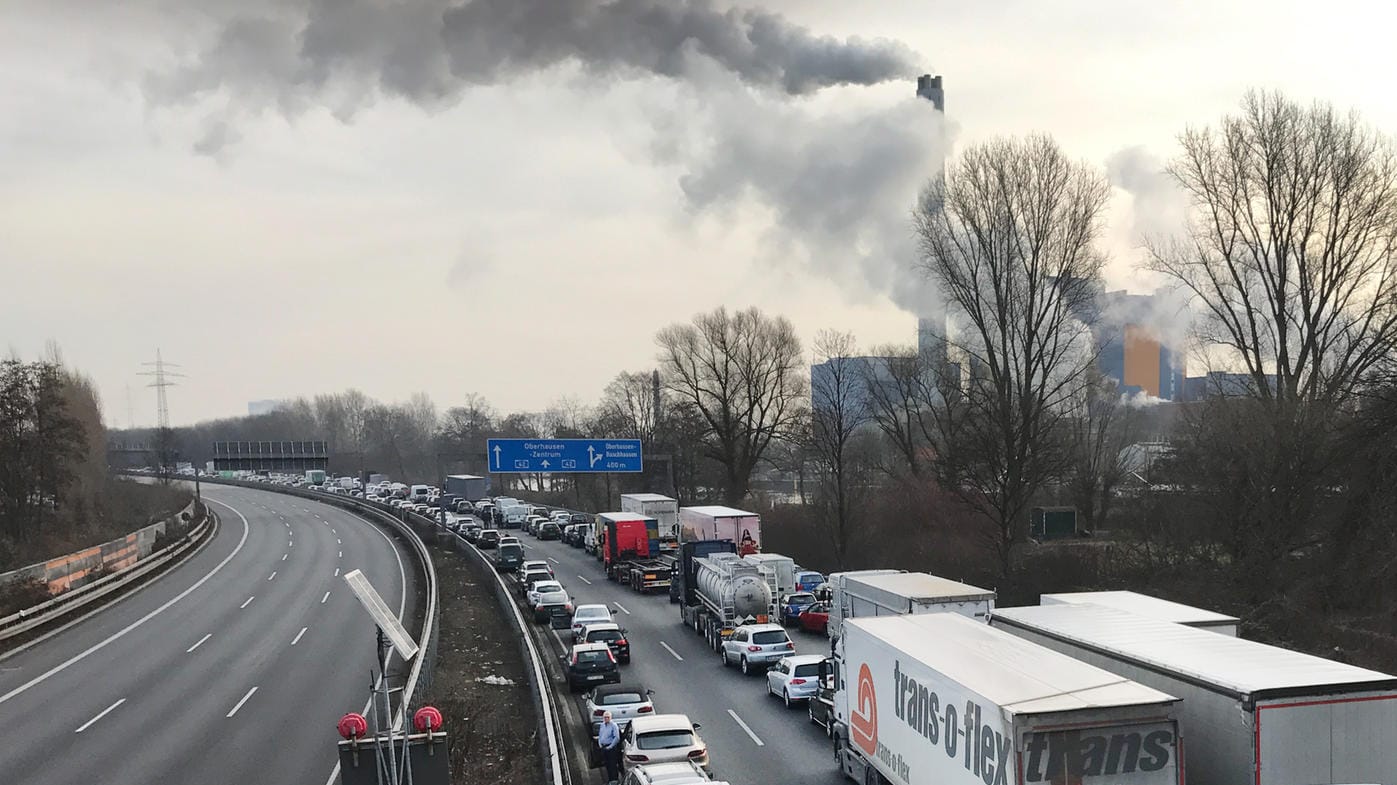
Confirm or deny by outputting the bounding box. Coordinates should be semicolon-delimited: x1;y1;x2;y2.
0;577;53;617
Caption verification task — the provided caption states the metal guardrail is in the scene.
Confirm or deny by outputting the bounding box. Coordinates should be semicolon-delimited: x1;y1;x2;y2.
0;503;213;643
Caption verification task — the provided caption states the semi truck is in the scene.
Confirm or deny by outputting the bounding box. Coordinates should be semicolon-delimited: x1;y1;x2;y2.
680;552;774;651
598;512;661;584
833;612;1183;785
444;474;487;501
1039;590;1240;636
678;506;761;555
827;571;995;640
620;493;680;553
671;539;736;605
991;603;1397;785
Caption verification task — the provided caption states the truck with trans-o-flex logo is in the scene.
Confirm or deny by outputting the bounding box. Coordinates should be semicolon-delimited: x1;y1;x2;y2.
832;612;1182;785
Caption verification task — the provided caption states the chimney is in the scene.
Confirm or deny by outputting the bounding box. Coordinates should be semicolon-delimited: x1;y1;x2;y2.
916;74;944;112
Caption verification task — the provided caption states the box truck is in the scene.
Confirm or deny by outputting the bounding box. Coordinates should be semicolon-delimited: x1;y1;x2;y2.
991;603;1397;785
828;571;995;640
678;506;761;554
444;474;487;501
833;612;1182;785
1040;591;1240;636
305;469;326;486
621;493;679;553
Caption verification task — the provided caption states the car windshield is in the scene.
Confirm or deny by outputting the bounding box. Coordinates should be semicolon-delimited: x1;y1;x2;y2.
752;631;788;645
499;545;522;558
575;650;611;664
600;692;644;705
793;663;821;677
788;594;815;605
534;582;562;592
576;609;609;622
636;731;694;750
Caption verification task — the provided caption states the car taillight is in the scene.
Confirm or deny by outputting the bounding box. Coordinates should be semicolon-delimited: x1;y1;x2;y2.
564;603;573;612
626;754;649;763
687;748;706;760
638;705;653;713
593;709;605;717
786;641;795;650
747;645;761;652
535;604;544;611
617;639;627;646
790;678;807;685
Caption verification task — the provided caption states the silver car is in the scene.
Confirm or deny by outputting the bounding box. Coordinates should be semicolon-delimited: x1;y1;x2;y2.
584;683;654;737
720;623;793;675
765;654;824;707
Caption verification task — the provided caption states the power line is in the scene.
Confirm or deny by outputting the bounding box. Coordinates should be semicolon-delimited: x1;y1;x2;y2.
138;349;186;429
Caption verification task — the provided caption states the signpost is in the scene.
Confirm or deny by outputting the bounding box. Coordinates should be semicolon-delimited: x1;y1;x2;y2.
486;438;643;473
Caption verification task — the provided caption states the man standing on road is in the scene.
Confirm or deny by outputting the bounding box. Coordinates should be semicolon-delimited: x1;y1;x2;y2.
597;710;621;785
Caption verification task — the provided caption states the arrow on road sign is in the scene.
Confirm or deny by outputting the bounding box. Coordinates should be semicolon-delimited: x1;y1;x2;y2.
492;445;502;469
540;460;551;468
587;445;602;468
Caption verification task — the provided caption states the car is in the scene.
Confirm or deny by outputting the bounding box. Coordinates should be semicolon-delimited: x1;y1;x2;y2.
462;524;482;542
807;660;836;737
778;592;817;626
454;499;474;514
518;568;553;597
571;604;614;642
494;542;524;572
521;559;554;578
526;579;566;607
794;570;825;592
620;714;708;774
765;653;824;708
477;529;501;549
798;602;830;635
550;510;571;522
566;524;587;547
498;536;521;548
529;581;573;622
720;623;793;675
525;515;547;535
562;642;620;692
580;621;631;663
586;683;654;735
620;762;719;785
537;521;562;540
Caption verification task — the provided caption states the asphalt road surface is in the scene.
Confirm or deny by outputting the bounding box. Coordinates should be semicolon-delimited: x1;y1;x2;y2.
503;527;845;785
0;485;414;785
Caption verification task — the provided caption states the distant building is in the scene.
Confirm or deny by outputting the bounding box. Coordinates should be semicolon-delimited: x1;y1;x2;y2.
1182;372;1277;401
1089;289;1187;401
248;399;283;416
810;356;888;419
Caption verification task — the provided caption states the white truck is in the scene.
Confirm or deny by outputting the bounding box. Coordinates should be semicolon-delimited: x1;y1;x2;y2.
742;552;797;603
828;571;995;640
678;506;761;554
833;612;1183;785
991;603;1397;785
621;493;680;553
1039;590;1240;636
409;484;431;502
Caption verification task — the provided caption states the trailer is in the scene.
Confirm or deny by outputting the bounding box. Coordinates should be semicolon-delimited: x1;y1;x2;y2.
833;612;1182;785
444;474;487;501
679;553;774;651
741;553;797;613
678;506;761;555
991;603;1397;785
828;570;994;640
623;555;675;594
621;493;680;553
672;539;736;606
1039;590;1240;636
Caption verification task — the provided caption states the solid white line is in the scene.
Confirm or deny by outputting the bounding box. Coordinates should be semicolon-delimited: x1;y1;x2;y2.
550;628;568;652
75;698;126;733
334;567;340;577
0;497;251;709
291;627;308;646
614;602;631;615
186;633;212;653
660;641;684;661
728;709;765;746
268;571;277;581
547;557;558;564
282;553;288;561
240;595;254;609
226;686;258;718
576;575;593;585
321;591;330;604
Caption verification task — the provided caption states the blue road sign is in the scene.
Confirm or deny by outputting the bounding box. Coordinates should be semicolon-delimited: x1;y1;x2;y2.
486;438;643;474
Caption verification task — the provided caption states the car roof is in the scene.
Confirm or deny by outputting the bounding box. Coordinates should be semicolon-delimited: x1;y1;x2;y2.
584;622;621;633
574;604;610;614
629;761;709;784
629;714;695;733
779;654;826;666
590;682;649;700
736;623;785;633
572;642;612;654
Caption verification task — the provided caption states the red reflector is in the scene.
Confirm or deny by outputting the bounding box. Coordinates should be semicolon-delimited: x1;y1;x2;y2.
790;678;806;685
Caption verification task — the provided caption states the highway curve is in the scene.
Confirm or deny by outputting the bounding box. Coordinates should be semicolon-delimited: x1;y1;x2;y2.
0;485;415;785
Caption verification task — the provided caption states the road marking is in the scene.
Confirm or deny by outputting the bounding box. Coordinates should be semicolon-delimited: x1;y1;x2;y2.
241;596;255;609
728;709;765;746
227;687;258;718
75;698;126;733
576;575;593;585
282;553;288;561
550;629;569;652
268;571;277;581
0;496;251;709
334;567;340;577
336;538;341;545
660;641;684;661
338;551;342;558
614;602;631;615
187;633;212;653
291;627;308;646
321;591;331;604
289;540;294;547
547;557;559;564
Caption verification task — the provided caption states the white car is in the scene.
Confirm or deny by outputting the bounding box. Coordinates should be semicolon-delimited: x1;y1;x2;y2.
621;714;709;773
720;623;793;675
521;559;554;577
572;604;614;642
621;761;720;785
765;654;824;707
527;580;569;608
550;510;572;522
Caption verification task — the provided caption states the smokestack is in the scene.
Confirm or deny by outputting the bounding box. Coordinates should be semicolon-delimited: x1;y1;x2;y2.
916;74;944;111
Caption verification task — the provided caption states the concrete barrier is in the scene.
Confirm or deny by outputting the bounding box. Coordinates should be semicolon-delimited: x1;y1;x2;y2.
0;512;180;594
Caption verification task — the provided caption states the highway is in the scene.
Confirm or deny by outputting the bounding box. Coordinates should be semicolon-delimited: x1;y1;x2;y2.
502;524;844;785
0;485;414;785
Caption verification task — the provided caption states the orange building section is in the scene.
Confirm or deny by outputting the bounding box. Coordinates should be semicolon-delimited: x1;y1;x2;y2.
1124;325;1162;397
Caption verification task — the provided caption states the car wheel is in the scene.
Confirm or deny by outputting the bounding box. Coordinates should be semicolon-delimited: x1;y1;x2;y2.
784;690;792;709
809;705;817;725
741;657;750;676
720;647;730;667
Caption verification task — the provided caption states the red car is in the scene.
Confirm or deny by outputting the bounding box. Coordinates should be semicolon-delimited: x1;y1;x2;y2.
799;602;830;634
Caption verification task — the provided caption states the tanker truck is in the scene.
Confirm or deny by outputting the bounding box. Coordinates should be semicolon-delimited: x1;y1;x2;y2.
680;552;774;651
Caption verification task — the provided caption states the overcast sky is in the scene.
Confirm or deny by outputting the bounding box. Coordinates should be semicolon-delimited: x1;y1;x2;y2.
5;0;1395;427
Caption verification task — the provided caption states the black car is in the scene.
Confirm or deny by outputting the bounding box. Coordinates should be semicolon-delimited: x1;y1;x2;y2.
462;524;482;542
538;522;562;540
494;542;524;572
807;659;836;736
477;529;501;549
562;643;620;692
581;624;631;664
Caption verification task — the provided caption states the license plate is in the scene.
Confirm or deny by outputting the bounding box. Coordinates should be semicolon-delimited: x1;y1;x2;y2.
587;675;604;681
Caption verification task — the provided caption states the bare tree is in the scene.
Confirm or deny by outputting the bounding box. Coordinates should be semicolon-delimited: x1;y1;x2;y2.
598;371;661;449
657;306;805;505
913;134;1110;574
1063;372;1135;534
809;330;873;568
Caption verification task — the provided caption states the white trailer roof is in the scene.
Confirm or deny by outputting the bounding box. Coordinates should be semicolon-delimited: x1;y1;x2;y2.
852;572;994;602
1041;591;1238;627
621;493;676;502
598;512;653;522
683;505;757;517
852;613;1177;716
992;604;1397;699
